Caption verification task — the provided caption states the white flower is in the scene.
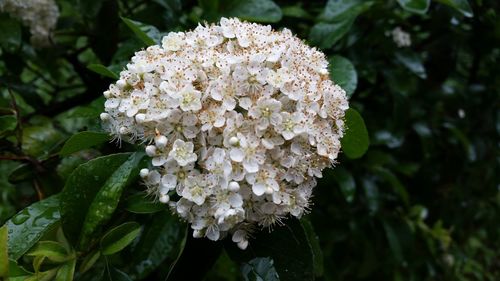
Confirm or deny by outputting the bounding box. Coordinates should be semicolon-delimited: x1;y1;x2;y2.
0;0;59;47
275;112;305;140
390;27;411;48
169;139;197;166
229;134;265;173
162;32;185;51
248;98;282;131
267;67;292;89
181;175;212;205
175;85;202;112
101;18;349;249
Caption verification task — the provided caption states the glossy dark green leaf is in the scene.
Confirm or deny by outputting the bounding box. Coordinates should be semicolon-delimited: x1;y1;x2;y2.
130;211;187;280
301;219;324;277
0;14;21;50
121;17;160;46
341;108;370;159
27;241;70;263
435;0;473;17
375;168;409;206
223;0;282;23
55;259;76;281
382;220;404;262
8;163;35;183
87;64;119;80
8;259;32;278
0;225;8;277
25;267;58;281
107;267;133;281
281;5;311;19
320;0;373;21
332;167;356;203
397;0;430;14
362;178;379;214
308;19;354;49
101;222;141;256
166;232;221;281
79;250;100;274
5;195;61;261
124;193;165;214
59;131;110;156
395;52;427;79
22;124;62;158
80;153;144;249
329;55;358;98
60;153;135;247
0;115;17;134
241;257;279;281
227;218;314;281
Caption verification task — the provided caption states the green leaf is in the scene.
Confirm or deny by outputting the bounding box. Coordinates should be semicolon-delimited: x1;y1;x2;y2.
79;250;100;274
301;219;324;277
107;267;133;281
308;19;354;49
55;259;76;281
341;108;370;159
22;124;62;158
0;225;8;278
395;52;427;79
130;211;187;280
27;241;70;263
382;221;404;262
79;153;144;248
60;153;143;248
124;193;165;214
329;55;358;98
222;0;282;23
397;0;430;14
0;14;21;50
5;195;61;260
121;17;160;46
332;167;356;203
0;115;17;135
281;5;312;19
375;168;410;206
241;257;279;281
59;131;110;156
101;222;141;256
434;0;473;17
227;218;314;281
8;163;35;183
166;233;221;281
87;64;119;80
8;259;32;277
25;267;58;281
320;0;374;21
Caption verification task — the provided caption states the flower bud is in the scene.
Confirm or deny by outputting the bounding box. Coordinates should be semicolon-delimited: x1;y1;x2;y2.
159;193;170;203
116;79;127;89
229;136;239;146
155;135;168;148
119;126;129;135
135;113;146;123
228;181;240;192
140;168;149;178
145;145;157;156
100;112;110;121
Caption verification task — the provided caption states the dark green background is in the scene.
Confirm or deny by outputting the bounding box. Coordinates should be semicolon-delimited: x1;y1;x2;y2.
0;0;498;280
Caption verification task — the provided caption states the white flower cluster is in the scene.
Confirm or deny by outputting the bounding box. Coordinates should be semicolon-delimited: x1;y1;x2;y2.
390;27;412;48
101;18;348;249
0;0;59;47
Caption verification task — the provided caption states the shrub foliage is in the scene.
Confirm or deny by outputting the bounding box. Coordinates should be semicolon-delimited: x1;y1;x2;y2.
0;0;498;280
